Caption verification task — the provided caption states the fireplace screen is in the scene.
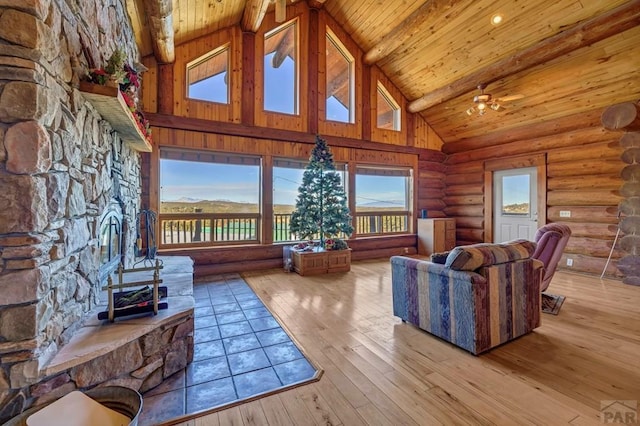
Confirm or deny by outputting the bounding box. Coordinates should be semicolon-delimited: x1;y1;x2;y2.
99;199;123;283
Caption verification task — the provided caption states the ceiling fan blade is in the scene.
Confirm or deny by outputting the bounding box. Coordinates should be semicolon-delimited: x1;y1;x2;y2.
496;94;525;102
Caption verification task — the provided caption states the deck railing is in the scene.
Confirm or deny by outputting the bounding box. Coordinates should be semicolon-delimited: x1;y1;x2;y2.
273;211;411;242
159;213;260;247
273;213;297;242
159;210;411;247
355;211;409;235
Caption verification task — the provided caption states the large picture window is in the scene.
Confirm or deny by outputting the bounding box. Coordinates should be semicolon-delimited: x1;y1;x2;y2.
264;19;298;115
186;45;229;104
325;29;354;123
355;166;412;235
159;150;261;247
272;158;347;242
157;149;412;247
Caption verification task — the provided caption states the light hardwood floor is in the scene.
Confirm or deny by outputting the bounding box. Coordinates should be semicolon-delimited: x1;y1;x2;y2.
176;259;640;425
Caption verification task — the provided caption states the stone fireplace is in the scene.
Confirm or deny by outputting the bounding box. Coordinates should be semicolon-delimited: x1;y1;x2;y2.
0;0;191;422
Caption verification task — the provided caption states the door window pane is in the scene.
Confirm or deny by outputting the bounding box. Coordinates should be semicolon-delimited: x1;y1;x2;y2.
501;174;530;215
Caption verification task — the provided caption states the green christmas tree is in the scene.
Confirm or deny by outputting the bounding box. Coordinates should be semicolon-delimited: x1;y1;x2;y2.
290;135;353;247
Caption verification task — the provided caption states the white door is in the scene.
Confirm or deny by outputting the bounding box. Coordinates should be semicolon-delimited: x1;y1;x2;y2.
493;167;538;243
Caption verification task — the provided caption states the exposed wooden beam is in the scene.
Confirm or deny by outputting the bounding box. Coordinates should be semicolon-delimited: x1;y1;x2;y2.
142;0;174;64
275;0;286;23
364;0;457;65
241;0;270;33
308;0;327;9
407;0;640;113
271;27;294;68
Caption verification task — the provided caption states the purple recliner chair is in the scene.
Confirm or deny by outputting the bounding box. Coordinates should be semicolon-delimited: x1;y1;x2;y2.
531;223;572;292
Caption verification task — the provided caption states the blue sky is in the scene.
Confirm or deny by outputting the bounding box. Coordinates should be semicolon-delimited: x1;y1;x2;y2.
502;174;530;205
160;162;528;208
161;159;407;207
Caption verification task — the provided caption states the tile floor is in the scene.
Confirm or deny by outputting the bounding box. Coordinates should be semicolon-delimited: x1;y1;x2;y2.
138;274;318;425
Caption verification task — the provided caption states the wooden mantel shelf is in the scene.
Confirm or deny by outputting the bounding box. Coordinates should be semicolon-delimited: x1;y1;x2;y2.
79;82;152;152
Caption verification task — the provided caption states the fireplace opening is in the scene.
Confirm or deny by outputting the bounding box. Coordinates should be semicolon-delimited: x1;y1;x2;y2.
99;198;124;283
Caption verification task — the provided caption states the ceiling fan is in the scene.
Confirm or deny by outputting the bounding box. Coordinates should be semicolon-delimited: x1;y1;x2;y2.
465;83;524;116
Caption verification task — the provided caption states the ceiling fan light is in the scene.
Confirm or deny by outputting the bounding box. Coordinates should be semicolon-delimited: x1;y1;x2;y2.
466;107;475;116
477;102;486;110
490;103;501;111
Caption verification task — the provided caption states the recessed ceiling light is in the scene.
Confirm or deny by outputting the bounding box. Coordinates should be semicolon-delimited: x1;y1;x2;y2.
491;14;504;26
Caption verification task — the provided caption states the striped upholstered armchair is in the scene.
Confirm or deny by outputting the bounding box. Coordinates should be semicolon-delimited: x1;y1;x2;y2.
391;239;544;355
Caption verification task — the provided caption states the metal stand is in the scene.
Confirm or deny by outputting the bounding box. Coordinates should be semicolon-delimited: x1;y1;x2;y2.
99;259;166;322
135;209;161;268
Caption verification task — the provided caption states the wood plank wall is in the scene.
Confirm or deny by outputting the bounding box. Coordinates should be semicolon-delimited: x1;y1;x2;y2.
442;111;625;277
138;3;444;275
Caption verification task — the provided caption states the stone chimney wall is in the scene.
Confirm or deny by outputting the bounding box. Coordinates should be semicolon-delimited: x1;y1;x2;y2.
0;0;142;418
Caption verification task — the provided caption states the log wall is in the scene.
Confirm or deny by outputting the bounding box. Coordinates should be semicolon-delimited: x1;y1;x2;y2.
445;113;625;277
601;102;640;285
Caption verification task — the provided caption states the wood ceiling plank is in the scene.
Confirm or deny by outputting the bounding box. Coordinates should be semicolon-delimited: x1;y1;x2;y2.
407;0;640;113
126;0;154;57
377;0;629;103
364;0;459;65
424;26;640;143
325;0;426;52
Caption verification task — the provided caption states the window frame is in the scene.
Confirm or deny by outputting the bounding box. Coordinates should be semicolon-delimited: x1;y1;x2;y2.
158;149;262;248
325;28;355;124
185;44;230;105
354;165;413;236
376;81;401;131
263;18;300;116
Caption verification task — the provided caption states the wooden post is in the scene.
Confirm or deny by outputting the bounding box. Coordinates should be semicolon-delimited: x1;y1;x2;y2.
262;155;274;245
193;207;202;241
157;63;174;115
307;7;320;134
242;31;256;126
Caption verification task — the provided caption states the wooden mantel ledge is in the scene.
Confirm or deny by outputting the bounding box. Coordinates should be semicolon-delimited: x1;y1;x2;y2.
79;82;153;152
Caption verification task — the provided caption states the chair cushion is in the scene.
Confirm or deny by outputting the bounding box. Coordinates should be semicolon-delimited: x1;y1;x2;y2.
445;239;537;271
